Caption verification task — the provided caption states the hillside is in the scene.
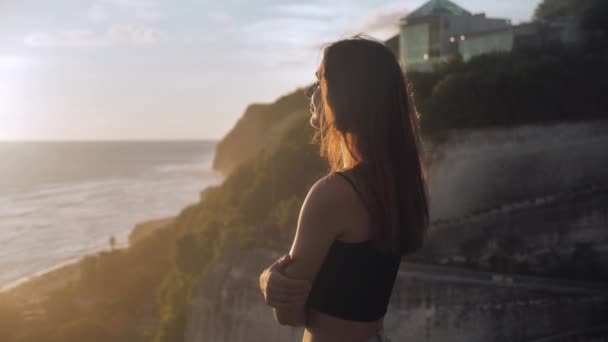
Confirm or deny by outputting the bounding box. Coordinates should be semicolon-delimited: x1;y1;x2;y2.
213;43;607;176
211;34;401;175
211;89;309;175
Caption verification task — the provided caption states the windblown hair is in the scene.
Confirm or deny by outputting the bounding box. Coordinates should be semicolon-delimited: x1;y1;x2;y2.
317;36;429;255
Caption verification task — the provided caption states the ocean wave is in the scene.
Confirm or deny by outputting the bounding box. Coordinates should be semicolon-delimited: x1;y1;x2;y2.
153;160;214;174
0;174;223;290
11;178;133;202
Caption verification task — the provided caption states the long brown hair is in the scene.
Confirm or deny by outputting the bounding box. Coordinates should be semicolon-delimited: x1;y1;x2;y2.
317;36;429;256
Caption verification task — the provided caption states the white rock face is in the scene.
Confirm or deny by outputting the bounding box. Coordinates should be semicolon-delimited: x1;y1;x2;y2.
185;249;608;342
425;120;608;220
185;249;304;342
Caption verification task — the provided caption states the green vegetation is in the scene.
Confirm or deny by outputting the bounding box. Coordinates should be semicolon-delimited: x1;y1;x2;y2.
533;0;607;25
0;223;175;341
154;112;327;341
410;46;607;135
534;0;608;47
212;90;310;175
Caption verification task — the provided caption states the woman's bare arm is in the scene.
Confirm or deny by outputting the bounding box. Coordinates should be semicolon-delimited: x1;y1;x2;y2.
259;255;311;309
273;175;348;327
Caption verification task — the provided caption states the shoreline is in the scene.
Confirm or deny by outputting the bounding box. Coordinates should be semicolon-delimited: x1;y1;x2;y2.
0;215;176;302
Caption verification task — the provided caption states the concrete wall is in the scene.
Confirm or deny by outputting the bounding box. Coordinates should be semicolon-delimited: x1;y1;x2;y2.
185;249;608;342
423;185;608;265
440;14;511;56
400;22;432;66
459;30;514;61
424;120;608;220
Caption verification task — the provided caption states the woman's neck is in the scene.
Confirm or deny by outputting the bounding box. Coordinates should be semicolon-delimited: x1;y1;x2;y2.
342;135;363;169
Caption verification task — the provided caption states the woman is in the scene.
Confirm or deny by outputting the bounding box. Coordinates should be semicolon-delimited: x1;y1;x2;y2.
259;36;429;342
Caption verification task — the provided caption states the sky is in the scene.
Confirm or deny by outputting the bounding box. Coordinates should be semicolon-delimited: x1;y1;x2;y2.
0;0;541;141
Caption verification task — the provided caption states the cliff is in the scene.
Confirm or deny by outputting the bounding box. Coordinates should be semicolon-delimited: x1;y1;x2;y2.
185;246;608;342
425;120;608;220
211;34;400;176
211;89;309;175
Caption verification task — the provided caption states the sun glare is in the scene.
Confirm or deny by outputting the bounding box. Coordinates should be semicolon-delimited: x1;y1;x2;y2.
0;56;30;140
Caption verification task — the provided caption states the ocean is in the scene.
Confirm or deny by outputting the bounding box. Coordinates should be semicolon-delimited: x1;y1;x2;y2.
0;140;222;290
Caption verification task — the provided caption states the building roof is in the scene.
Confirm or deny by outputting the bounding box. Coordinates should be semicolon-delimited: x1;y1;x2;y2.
406;0;472;19
463;22;539;39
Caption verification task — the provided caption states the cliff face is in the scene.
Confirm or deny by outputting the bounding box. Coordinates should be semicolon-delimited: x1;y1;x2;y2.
185;186;608;341
424;120;608;220
212;90;308;176
184;249;304;342
185;245;608;342
421;185;608;274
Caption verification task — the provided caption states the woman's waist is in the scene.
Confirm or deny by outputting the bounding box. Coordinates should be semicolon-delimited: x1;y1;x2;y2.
304;308;384;342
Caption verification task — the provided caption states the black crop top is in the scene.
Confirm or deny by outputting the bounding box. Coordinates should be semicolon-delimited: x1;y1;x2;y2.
306;171;401;322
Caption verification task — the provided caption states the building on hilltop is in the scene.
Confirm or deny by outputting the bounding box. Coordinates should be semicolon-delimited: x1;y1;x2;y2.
458;22;562;61
399;0;511;70
399;0;580;70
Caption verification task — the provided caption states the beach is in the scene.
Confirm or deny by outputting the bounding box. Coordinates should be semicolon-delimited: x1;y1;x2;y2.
0;216;176;306
0;140;221;296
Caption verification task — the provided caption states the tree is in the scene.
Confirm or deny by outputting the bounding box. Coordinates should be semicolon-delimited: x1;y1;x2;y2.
533;0;592;22
109;235;117;251
581;0;608;41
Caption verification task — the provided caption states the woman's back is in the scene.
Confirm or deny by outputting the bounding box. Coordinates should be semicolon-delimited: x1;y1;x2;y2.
303;170;400;341
307;171;401;320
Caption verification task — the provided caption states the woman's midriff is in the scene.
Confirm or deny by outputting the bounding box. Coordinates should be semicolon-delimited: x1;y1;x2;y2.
302;308;384;342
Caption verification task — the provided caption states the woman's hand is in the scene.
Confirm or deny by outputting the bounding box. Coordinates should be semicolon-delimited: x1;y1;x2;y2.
259;254;311;309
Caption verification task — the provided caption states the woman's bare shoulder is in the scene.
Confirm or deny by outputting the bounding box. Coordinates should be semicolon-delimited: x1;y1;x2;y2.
303;172;366;227
307;173;358;207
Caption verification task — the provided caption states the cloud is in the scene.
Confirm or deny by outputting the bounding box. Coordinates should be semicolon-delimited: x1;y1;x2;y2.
243;17;339;48
355;3;409;39
86;0;163;22
24;30;108;47
109;24;166;44
272;4;338;20
24;25;166;47
102;0;157;6
86;3;110;22
232;1;408;71
207;11;234;25
104;0;162;20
